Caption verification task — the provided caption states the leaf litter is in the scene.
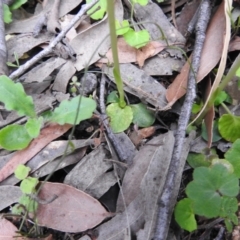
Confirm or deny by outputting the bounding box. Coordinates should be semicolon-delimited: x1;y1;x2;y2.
0;0;238;239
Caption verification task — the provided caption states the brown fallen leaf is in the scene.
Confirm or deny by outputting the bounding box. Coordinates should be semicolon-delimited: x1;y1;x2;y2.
98;38;166;67
36;182;113;232
129;126;158;147
0;217;25;240
166;1;226;104
229;36;240;52
0;123;72;183
203;78;215;148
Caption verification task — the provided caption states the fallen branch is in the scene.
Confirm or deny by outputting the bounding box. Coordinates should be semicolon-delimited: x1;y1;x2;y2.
154;1;212;239
9;0;99;80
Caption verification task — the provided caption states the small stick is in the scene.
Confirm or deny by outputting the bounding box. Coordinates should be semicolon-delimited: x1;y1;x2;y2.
9;0;99;80
154;1;212;239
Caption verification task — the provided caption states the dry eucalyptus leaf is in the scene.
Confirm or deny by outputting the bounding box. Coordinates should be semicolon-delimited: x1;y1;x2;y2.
71;0;123;71
103;63;167;109
166;1;226;104
0;186;21;211
36;182;112;232
64;146;116;199
5;0;83;34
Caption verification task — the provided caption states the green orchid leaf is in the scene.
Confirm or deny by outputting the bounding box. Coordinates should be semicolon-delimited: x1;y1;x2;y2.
214;90;228;106
0;124;32;150
10;0;27;10
201;120;222;143
20;177;39;194
186;153;211;169
0;75;36;117
86;0;107;20
14;164;31;180
186;164;239;218
50;96;96;125
130;103;155;127
3;4;12;23
107;91;119;104
218;114;240;142
106;103;133;133
123;28;150;48
25;117;42;138
115;20;130;35
174;198;197;232
225;139;240;177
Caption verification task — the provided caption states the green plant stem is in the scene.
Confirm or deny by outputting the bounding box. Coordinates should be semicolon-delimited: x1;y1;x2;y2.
218;54;240;92
193;54;240;126
107;0;126;108
221;102;233;115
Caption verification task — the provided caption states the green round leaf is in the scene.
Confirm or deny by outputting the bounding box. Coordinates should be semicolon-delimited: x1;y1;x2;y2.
123;29;150;48
219;114;240;142
174;198;197;232
115;20;130;35
201;120;222;143
130;103;155;127
86;0;107;20
0;124;32;150
187;153;211;169
50;96;96;125
3;4;12;23
14;164;31;180
25;117;42;138
225;139;240;177
20;177;39;194
186;164;239;218
106;103;133;133
18;195;38;213
107;91;119;104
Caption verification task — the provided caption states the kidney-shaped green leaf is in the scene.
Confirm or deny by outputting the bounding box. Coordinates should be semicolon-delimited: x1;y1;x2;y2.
0;124;32;150
174;198;197;232
106;103;133;133
219;114;240;142
123;29;150;48
130;103;155;127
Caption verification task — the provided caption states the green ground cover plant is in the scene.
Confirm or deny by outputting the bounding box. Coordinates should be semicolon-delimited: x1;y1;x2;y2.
0;75;96;150
4;0;28;23
175;141;240;232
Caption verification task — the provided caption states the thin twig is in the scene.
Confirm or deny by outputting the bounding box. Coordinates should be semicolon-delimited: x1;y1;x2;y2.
47;0;61;34
9;0;99;80
154;1;211;239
